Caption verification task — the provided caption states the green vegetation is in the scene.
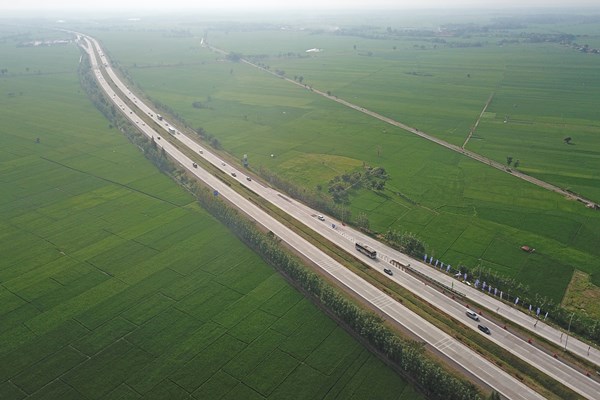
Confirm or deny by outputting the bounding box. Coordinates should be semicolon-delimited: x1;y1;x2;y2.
85;12;600;333
0;29;422;399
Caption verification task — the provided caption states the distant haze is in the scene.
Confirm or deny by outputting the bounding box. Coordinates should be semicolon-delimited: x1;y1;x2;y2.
2;0;600;11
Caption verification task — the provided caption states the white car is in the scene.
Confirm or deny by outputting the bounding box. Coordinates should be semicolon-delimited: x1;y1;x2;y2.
466;309;480;321
317;215;325;221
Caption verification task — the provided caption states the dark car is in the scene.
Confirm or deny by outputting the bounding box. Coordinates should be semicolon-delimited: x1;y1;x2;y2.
231;172;237;177
383;268;393;276
192;162;198;168
478;325;491;335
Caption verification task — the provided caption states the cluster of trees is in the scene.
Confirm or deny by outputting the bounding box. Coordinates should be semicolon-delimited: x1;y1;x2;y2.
383;230;426;258
328;167;388;204
226;52;243;62
192;101;209;109
506;156;520;168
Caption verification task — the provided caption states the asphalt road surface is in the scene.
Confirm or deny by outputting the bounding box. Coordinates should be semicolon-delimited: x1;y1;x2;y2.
78;33;599;399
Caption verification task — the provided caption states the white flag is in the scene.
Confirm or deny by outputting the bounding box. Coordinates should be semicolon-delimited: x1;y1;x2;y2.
515;297;519;305
536;307;540;316
529;304;532;312
424;254;427;262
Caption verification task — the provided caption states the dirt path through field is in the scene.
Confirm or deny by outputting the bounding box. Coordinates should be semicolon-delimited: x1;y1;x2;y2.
462;92;494;149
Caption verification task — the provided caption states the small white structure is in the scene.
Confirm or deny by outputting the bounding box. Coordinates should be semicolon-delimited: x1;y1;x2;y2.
305;48;323;53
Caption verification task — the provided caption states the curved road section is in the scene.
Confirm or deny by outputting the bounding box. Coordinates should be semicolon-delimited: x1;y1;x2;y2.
78;33;596;399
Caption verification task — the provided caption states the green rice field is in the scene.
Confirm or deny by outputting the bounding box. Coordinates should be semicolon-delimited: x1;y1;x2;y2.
86;13;600;306
0;29;421;399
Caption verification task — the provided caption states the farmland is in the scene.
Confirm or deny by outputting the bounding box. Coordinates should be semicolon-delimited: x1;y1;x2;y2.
85;10;600;312
0;29;420;399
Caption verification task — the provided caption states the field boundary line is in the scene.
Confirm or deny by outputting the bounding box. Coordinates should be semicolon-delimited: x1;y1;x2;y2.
462;92;494;149
40;156;186;208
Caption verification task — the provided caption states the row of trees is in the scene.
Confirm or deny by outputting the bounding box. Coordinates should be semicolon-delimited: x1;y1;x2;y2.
185;180;483;400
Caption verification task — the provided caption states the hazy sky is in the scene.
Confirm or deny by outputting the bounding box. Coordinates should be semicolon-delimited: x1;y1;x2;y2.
2;0;600;11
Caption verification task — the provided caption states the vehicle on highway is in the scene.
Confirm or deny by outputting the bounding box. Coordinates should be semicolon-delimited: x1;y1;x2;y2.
466;310;480;321
222;162;226;166
384;268;393;276
478;325;491;335
192;162;197;168
246;176;251;181
231;172;237;177
355;242;377;259
168;127;176;135
317;215;325;221
157;114;163;120
199;150;203;154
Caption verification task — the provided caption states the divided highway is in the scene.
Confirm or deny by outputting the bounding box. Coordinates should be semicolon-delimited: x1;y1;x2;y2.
78;33;599;399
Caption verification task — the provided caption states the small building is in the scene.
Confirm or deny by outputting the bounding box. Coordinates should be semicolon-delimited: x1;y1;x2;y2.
521;245;535;253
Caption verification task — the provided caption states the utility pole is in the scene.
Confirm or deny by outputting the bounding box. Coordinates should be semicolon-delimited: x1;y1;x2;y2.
564;312;575;351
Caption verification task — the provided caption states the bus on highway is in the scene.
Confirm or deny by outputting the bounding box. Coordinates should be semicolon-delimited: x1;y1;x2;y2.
355;242;377;259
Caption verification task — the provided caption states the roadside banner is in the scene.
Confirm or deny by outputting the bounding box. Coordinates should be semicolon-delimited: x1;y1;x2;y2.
463;273;467;281
488;285;492;293
515;297;519;305
544;311;549;320
424;254;427;262
500;291;503;299
446;265;451;272
435;259;439;267
494;288;498;296
429;256;434;264
536;307;540;316
529;304;532;312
